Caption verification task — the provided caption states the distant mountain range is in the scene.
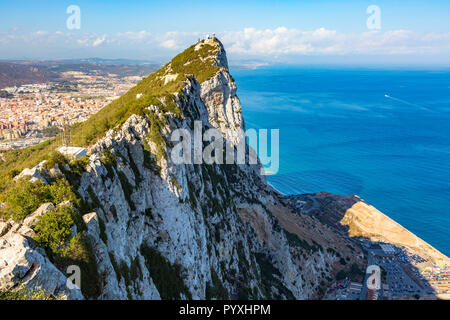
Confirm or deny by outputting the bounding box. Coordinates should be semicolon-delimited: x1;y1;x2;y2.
59;58;158;66
0;59;160;89
0;62;59;89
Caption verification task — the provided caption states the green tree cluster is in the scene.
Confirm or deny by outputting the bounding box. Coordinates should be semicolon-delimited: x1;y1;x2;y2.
34;205;75;252
0;178;77;221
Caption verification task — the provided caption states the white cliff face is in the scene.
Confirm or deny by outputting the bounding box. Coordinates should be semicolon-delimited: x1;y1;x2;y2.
70;46;363;299
200;70;243;146
0;39;365;300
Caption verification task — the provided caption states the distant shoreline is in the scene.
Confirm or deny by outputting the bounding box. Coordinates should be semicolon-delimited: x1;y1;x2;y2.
266;180;287;196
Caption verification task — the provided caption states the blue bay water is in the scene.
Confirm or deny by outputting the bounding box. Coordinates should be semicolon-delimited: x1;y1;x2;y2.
232;66;450;256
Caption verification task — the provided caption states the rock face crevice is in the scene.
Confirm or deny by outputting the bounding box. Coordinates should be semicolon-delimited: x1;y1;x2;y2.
0;38;366;300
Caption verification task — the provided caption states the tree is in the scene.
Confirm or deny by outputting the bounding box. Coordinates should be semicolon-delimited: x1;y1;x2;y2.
0;179;49;221
34;206;74;252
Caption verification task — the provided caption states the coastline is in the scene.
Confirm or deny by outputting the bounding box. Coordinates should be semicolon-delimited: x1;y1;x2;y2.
266;179;287;196
237;67;450;258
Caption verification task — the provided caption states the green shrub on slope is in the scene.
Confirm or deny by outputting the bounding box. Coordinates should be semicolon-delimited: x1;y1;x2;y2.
0;285;66;300
34;206;74;251
0;178;78;222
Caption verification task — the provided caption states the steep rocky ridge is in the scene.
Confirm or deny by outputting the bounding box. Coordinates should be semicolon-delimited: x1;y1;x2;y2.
0;38;384;300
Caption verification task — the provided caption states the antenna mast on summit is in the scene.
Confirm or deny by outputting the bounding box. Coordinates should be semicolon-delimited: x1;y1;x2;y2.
62;115;72;147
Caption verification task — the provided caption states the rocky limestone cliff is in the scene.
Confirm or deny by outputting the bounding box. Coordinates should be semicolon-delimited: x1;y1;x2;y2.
1;38;372;300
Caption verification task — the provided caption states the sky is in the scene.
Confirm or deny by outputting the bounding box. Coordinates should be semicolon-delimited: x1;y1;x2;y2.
1;0;450;66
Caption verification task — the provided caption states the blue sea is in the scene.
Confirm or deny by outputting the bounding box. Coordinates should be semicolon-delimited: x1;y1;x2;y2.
232;66;450;256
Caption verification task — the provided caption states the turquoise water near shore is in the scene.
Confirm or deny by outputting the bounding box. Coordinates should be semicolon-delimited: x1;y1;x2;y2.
232;66;450;256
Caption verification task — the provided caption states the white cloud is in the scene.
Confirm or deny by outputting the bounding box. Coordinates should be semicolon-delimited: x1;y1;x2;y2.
160;39;177;49
1;27;450;61
77;39;89;46
117;30;152;41
220;27;450;56
92;35;107;47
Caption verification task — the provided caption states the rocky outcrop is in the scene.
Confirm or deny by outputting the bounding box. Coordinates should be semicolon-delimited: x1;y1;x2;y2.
14;161;48;184
1;38;366;300
66;39;364;299
0;206;83;299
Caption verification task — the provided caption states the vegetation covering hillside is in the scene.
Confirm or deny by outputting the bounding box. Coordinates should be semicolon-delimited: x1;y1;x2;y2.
0;38;223;177
0;38;226;299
